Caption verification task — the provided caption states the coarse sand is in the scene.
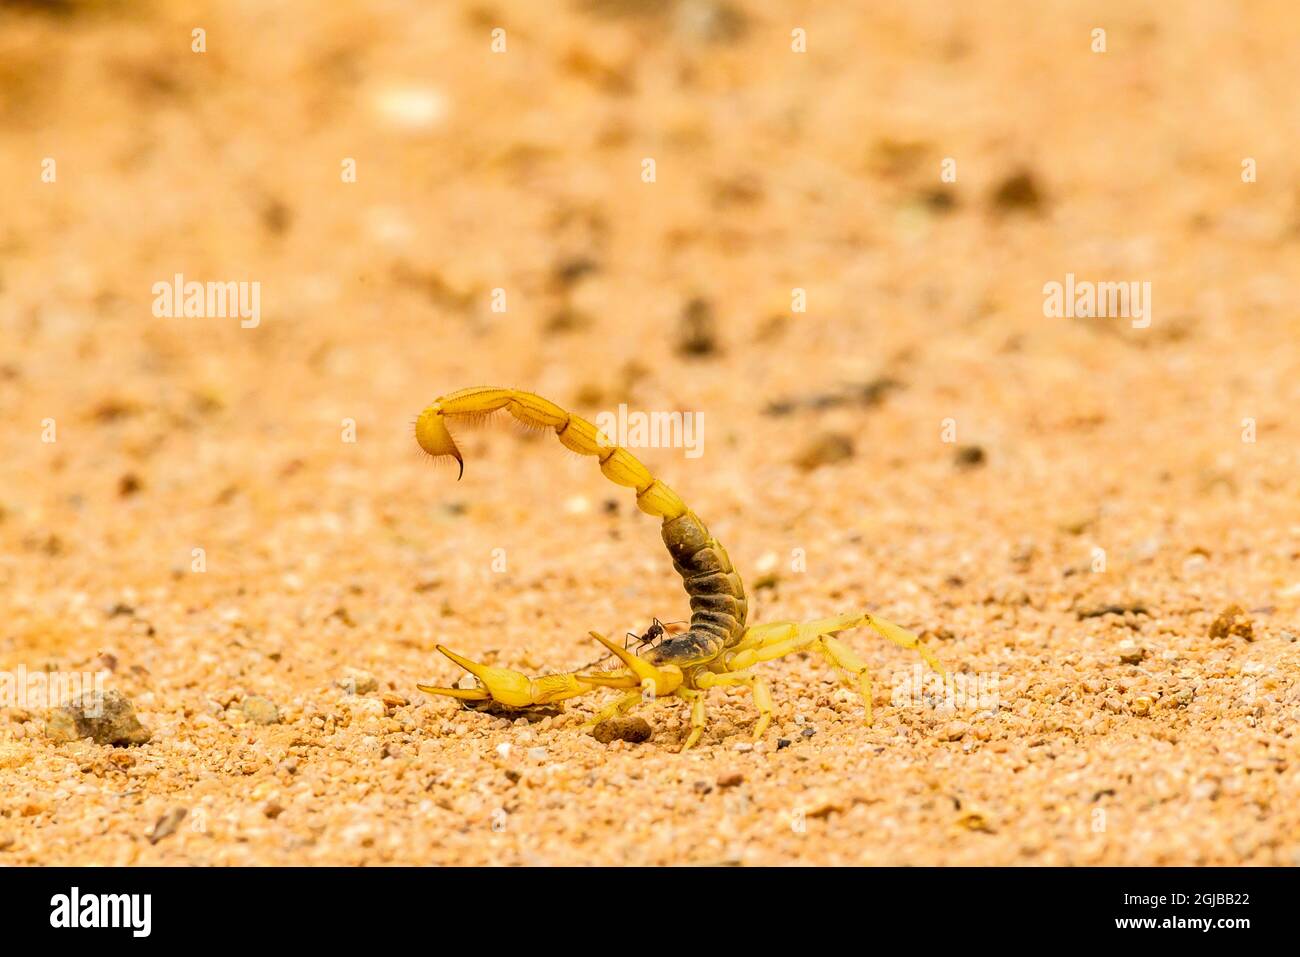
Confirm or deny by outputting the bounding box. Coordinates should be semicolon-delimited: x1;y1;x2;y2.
0;1;1298;865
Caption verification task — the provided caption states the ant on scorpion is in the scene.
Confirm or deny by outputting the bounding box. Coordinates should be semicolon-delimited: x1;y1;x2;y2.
576;618;685;674
624;618;685;653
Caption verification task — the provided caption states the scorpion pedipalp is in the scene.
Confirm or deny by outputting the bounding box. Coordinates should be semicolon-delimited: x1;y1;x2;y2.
573;631;683;697
416;645;595;709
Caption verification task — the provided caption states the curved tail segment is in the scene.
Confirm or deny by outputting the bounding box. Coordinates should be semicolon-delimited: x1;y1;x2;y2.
415;387;748;663
415;387;689;520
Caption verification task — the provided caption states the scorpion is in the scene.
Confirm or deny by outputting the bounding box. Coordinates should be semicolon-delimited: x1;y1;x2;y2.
414;386;945;750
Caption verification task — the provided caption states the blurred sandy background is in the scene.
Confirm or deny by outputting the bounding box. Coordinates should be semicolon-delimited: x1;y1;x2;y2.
1;0;1298;865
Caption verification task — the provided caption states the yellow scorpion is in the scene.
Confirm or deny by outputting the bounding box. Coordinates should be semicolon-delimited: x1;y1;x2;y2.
414;387;945;750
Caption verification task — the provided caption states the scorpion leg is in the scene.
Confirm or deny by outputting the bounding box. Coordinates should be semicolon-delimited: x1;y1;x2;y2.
855;612;945;675
816;636;874;724
732;613;942;674
676;688;707;752
727;612;942;724
728;620;799;653
696;671;772;740
585;691;643;727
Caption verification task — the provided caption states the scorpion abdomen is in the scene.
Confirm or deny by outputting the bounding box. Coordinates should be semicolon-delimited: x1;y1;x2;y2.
653;512;748;665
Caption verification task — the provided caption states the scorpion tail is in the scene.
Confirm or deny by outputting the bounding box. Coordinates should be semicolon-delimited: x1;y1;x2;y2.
414;387;741;713
414;387;690;519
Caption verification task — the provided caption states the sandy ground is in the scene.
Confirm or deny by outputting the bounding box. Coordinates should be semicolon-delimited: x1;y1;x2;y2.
1;0;1298;865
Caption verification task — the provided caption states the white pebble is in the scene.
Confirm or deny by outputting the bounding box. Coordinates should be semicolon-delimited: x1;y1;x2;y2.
373;86;448;130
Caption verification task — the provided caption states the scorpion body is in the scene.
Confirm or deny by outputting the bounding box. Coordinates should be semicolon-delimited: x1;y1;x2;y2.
654;511;747;665
415;386;944;750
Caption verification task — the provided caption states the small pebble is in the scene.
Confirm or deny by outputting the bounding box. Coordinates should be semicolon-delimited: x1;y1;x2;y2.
1209;604;1254;641
147;808;187;845
336;670;378;695
592;716;653;744
372;86;449;131
804;797;842;819
989;169;1044;212
1192;780;1221;801
956;810;995;833
716;771;744;788
45;690;152;747
242;696;281;725
675;297;721;357
794;432;854;472
1119;645;1147;665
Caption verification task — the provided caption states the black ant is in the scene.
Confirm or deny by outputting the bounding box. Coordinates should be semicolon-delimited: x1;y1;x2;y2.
577;618;686;673
624;618;685;652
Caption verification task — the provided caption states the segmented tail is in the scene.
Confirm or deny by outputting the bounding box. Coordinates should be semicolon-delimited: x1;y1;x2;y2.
416;387;688;518
415;388;748;661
